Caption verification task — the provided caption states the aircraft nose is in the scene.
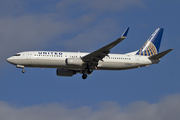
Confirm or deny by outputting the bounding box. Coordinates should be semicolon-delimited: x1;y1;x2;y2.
7;58;10;62
7;57;13;63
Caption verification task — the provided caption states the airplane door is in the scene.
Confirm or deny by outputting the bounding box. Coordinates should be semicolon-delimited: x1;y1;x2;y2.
26;53;31;59
136;56;139;64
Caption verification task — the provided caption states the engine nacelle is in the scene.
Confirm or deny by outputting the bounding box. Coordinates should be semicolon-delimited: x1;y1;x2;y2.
56;69;76;77
66;58;83;66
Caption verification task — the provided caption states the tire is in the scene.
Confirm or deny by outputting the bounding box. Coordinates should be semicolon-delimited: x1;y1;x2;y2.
22;70;25;73
82;74;87;79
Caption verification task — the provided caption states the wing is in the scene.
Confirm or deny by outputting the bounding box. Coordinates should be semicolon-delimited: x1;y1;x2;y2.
81;27;129;67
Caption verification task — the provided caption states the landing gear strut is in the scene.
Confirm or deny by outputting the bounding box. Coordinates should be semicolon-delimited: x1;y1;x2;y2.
82;74;87;79
88;68;93;74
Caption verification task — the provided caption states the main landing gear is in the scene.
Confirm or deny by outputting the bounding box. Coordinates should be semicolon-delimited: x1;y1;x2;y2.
82;68;93;80
88;68;93;74
82;74;87;79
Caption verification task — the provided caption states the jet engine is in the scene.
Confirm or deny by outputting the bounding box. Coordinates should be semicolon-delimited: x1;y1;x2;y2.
56;69;76;76
66;58;83;66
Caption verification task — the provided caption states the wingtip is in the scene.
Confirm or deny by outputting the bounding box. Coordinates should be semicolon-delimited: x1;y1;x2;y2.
167;48;173;52
122;27;130;37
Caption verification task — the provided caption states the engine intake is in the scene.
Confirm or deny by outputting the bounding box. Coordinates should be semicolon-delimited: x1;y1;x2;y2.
56;69;76;77
66;58;83;66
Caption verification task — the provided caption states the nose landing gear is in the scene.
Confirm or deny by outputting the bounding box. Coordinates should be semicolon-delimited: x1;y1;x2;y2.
22;69;25;73
16;65;25;73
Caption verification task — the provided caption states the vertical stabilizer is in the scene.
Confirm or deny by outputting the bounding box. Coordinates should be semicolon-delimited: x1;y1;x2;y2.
136;28;164;56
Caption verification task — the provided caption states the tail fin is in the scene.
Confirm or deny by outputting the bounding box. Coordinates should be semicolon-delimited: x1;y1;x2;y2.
136;28;164;56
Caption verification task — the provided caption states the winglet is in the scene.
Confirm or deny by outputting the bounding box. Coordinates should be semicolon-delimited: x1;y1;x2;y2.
122;27;129;37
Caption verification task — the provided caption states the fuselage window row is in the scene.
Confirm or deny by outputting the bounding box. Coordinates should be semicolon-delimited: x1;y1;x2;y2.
33;54;131;60
109;57;131;60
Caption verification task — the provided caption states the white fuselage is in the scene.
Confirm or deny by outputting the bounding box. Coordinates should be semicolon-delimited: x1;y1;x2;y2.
7;51;156;70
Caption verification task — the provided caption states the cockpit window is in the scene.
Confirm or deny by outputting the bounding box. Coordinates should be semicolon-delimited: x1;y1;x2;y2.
13;54;21;56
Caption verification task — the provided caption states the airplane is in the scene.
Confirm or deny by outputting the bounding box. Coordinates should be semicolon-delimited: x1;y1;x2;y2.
7;28;173;79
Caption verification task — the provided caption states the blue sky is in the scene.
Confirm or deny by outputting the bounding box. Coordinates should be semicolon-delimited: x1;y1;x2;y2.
0;0;180;119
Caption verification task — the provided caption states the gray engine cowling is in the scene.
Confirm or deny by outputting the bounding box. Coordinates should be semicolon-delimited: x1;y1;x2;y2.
56;69;76;76
66;58;83;66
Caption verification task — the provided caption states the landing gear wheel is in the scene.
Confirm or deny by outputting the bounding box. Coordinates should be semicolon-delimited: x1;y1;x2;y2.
22;69;25;73
82;74;87;79
88;68;93;74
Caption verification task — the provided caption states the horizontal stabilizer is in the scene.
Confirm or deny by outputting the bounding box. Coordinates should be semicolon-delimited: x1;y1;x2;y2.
148;48;173;60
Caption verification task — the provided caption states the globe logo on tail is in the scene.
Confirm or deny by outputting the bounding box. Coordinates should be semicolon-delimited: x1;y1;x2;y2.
136;41;157;56
136;28;164;56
